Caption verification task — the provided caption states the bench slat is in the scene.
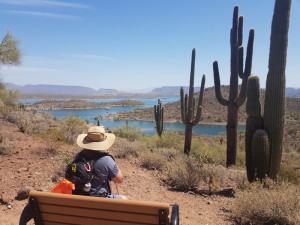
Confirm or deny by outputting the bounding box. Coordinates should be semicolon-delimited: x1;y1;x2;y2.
42;213;152;225
39;203;160;224
30;191;170;215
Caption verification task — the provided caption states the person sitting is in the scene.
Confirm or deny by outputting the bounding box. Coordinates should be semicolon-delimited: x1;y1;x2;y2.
75;126;127;199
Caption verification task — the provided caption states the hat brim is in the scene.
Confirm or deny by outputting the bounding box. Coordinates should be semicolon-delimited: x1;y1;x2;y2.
76;133;115;151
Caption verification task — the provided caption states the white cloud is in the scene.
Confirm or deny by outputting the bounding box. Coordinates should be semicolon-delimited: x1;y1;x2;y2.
0;0;92;9
3;10;80;20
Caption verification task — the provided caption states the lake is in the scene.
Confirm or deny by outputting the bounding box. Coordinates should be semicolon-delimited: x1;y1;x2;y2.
20;97;246;136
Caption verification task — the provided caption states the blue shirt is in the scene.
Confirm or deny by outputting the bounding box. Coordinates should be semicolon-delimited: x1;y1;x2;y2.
89;155;119;196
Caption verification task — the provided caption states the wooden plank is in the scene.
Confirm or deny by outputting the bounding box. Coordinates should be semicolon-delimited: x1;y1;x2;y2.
29;191;170;215
42;213;151;225
39;203;160;224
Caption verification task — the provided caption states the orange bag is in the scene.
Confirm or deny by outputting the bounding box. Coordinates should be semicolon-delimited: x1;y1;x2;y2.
51;178;75;194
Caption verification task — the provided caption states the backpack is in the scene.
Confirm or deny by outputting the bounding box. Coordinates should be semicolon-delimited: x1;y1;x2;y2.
65;151;114;195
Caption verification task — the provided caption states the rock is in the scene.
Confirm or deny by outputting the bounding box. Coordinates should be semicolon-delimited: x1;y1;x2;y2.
15;186;33;200
1;193;14;204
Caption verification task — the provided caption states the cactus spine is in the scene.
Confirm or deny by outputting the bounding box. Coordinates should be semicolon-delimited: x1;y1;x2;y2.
213;5;254;167
180;49;206;155
245;0;292;181
154;99;164;137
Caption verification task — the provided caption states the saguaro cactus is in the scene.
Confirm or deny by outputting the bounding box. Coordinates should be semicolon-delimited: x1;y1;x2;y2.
245;0;292;181
154;99;164;137
181;49;206;155
213;5;255;167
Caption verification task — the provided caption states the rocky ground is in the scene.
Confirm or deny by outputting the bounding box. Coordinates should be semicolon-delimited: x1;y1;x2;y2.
0;119;236;225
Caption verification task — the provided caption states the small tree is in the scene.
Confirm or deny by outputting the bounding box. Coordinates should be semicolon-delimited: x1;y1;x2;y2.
0;30;22;66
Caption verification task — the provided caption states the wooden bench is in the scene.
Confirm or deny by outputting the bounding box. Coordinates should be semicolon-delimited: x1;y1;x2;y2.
19;191;179;225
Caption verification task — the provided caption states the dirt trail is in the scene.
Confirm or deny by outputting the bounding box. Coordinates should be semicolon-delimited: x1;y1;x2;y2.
0;120;234;225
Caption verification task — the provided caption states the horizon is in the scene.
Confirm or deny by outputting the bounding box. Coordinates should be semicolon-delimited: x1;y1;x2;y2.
1;0;299;91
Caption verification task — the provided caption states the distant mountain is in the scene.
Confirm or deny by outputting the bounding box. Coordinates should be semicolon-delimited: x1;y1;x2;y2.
151;86;200;94
286;87;300;98
152;86;300;98
96;88;119;94
5;83;119;95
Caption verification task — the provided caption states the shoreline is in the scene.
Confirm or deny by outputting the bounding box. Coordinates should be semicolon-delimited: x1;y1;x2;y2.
104;117;246;126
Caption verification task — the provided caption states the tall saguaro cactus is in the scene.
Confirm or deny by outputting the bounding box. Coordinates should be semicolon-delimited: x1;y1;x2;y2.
181;49;206;155
154;99;164;137
213;5;255;167
246;0;292;181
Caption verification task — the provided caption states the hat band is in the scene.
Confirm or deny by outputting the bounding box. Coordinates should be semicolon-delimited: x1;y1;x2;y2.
86;132;106;142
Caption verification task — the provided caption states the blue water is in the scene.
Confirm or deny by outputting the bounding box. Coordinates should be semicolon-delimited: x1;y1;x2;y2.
20;97;246;136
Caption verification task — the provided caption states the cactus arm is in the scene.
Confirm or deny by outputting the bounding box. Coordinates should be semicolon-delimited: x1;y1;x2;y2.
192;96;196;119
239;29;255;79
192;106;202;126
264;0;291;179
180;87;186;125
187;49;196;124
154;105;157;121
192;74;206;126
213;61;229;106
235;28;255;106
238;16;243;46
231;6;239;47
251;129;270;180
245;75;263;182
235;77;247;107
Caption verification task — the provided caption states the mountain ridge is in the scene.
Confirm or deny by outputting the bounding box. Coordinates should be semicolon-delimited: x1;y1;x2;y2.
5;83;300;97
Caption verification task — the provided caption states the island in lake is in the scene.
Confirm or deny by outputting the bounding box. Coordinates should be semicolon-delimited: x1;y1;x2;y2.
28;99;145;110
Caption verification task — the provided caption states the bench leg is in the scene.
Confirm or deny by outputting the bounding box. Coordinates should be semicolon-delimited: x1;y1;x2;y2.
171;204;179;225
19;204;34;225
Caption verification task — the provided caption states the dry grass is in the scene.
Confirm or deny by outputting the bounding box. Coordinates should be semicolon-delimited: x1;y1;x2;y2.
233;179;300;225
0;130;16;155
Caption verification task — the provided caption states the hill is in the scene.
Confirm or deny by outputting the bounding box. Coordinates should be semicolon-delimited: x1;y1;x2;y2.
5;83;119;95
106;86;300;124
5;83;300;98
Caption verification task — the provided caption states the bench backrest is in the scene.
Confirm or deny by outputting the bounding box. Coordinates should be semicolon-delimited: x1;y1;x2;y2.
27;191;172;225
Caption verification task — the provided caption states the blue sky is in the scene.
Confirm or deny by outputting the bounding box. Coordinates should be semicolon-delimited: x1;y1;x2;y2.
0;0;299;92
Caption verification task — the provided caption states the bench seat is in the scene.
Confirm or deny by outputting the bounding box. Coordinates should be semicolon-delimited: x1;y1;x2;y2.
19;191;179;225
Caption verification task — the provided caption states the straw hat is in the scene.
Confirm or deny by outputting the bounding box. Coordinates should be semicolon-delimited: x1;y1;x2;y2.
76;126;115;151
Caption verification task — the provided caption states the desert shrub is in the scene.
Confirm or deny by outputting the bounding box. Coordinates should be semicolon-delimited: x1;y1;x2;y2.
278;166;300;185
165;155;202;191
191;141;227;165
62;115;86;144
0;88;19;115
139;150;166;171
113;138;142;158
200;164;247;192
140;130;183;150
18;119;30;133
36;128;66;154
112;124;142;142
234;179;300;225
155;131;182;149
0;131;15;155
158;147;180;161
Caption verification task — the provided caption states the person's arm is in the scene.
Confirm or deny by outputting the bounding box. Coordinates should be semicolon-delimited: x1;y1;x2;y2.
112;169;123;184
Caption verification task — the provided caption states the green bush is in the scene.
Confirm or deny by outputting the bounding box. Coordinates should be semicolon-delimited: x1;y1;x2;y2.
139;150;166;171
36;128;66;154
113;138;142;158
112;124;142;142
63;115;86;144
